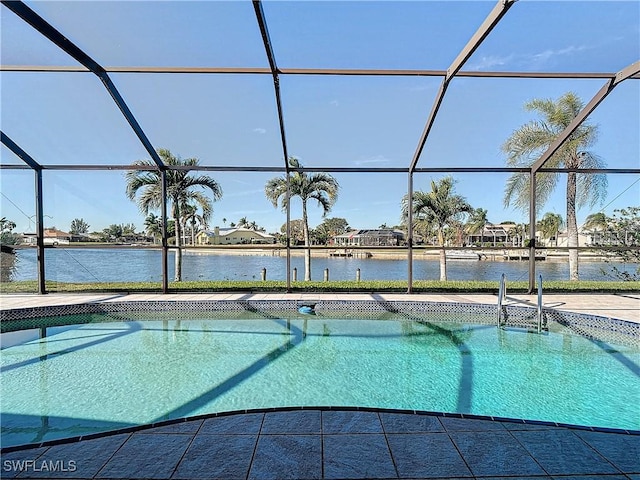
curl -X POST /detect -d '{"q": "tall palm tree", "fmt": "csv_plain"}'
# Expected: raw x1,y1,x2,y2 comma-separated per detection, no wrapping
126,149,222,281
465,208,488,245
402,176,472,281
503,92,607,280
265,157,339,281
537,212,564,247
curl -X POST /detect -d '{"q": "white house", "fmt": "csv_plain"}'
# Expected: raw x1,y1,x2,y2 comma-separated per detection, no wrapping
22,228,71,245
196,227,276,245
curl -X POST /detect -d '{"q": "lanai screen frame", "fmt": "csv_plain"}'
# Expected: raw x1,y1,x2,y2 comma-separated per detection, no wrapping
1,0,638,294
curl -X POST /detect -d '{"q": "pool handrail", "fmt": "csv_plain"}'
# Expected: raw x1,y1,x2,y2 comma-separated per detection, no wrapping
537,274,545,333
497,273,506,328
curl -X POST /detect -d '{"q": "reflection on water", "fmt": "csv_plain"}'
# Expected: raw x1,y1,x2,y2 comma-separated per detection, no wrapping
4,248,639,283
0,250,18,282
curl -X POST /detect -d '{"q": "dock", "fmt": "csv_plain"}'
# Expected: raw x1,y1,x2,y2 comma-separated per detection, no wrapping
503,250,547,261
329,249,372,258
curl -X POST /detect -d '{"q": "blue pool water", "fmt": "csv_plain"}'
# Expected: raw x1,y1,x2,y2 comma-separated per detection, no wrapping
1,313,638,447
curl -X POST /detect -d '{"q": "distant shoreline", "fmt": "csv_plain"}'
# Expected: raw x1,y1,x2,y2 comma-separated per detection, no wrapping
12,244,618,262
182,247,614,263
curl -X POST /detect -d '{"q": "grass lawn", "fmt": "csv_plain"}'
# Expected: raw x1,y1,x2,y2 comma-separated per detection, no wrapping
1,279,638,294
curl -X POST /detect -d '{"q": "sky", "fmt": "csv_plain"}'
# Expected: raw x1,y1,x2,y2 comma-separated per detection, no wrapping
1,0,639,236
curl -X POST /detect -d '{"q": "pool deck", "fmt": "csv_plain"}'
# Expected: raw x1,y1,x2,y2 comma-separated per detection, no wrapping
1,292,639,479
1,291,639,323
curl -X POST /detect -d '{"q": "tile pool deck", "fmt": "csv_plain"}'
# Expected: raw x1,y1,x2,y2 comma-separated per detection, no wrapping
1,292,639,323
1,292,639,479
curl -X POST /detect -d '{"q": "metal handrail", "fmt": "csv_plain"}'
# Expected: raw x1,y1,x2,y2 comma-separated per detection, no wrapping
497,273,506,327
537,274,544,333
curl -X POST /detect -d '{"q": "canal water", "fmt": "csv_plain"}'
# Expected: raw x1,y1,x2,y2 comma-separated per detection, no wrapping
3,248,635,283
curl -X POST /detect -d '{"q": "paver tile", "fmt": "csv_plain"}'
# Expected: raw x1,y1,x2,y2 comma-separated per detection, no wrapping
19,434,129,479
323,434,396,479
387,433,472,478
140,420,203,435
450,430,545,477
574,430,640,473
379,413,444,433
96,433,191,479
199,413,263,435
261,410,321,434
0,447,50,479
440,416,507,431
322,411,383,434
172,434,257,479
248,434,321,480
513,429,620,475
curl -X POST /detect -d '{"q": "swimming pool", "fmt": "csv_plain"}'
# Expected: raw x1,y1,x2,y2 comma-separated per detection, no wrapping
1,306,639,447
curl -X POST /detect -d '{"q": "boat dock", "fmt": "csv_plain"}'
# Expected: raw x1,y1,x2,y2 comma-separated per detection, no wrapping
503,250,547,261
329,249,372,258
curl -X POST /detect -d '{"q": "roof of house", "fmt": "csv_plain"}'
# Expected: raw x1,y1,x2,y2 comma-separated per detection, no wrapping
199,227,274,239
44,228,71,237
334,229,404,238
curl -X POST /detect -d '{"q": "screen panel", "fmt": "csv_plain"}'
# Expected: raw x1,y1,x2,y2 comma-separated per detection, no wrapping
281,74,440,169
23,1,268,68
110,73,284,168
417,77,610,168
468,0,639,73
263,1,495,70
1,72,151,165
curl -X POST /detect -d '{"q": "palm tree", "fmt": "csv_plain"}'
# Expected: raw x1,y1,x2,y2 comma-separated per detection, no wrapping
508,223,527,247
582,212,608,232
582,211,609,245
265,157,339,281
503,92,607,280
144,213,162,244
126,148,222,281
465,208,488,245
402,176,472,281
537,212,564,247
181,203,206,246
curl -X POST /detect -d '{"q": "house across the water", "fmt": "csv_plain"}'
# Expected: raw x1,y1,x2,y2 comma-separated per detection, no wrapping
22,228,72,246
332,229,405,247
196,227,276,245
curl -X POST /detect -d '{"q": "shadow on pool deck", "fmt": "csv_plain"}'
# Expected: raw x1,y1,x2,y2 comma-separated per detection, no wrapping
1,408,638,479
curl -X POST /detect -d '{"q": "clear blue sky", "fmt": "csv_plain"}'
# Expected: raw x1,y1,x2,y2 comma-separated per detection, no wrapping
1,1,639,235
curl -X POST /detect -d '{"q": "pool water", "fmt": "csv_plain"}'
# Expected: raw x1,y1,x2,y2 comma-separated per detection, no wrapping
1,313,639,447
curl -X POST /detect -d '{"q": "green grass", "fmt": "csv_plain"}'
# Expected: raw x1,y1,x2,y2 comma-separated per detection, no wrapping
1,279,638,294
